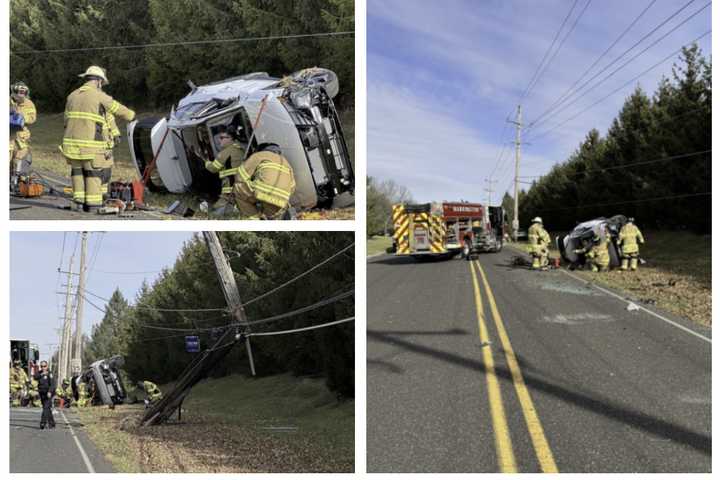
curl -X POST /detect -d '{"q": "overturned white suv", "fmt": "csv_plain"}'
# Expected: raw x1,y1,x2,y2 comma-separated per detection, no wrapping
127,68,354,210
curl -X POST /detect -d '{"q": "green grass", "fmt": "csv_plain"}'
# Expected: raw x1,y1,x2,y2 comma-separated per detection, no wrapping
367,235,392,256
510,230,711,326
78,373,353,473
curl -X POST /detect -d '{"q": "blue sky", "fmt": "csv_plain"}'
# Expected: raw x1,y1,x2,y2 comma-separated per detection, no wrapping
10,232,195,361
367,0,711,203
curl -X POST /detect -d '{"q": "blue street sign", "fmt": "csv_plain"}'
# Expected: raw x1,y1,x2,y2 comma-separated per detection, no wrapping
185,335,200,353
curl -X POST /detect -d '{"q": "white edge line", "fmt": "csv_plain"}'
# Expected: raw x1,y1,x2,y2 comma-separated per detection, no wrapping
60,409,96,473
506,244,711,344
560,268,711,344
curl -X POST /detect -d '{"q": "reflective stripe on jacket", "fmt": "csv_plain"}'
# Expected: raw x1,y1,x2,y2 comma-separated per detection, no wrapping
618,223,644,255
60,82,135,160
219,151,295,208
10,97,36,144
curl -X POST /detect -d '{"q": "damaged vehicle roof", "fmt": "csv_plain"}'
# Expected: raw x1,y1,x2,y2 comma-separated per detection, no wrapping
128,68,354,210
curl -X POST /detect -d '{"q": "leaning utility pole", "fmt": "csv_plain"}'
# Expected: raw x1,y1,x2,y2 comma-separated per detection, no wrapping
484,178,498,205
58,254,75,383
508,105,523,241
72,232,88,374
202,231,256,375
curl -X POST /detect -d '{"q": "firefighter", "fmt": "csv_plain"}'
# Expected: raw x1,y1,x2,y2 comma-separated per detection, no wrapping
528,217,550,270
618,217,645,271
56,379,74,408
34,360,56,429
100,111,121,199
208,135,296,219
137,380,163,407
575,234,610,272
205,126,245,213
76,380,90,407
10,81,37,192
10,360,28,407
29,378,42,408
60,66,135,213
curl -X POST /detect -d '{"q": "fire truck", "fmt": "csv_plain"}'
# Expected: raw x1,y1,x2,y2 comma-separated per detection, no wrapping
392,202,505,259
10,339,40,377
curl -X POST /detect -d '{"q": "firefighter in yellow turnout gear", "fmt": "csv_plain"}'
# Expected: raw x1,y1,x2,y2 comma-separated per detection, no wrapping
528,217,551,270
138,380,163,407
29,378,42,407
10,360,29,407
206,129,295,219
10,81,37,190
575,234,610,272
76,381,90,407
618,217,645,271
60,66,135,212
56,379,74,408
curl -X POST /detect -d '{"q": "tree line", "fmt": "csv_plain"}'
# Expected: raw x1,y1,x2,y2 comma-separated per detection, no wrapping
10,0,354,112
366,177,414,237
82,232,355,397
518,45,711,233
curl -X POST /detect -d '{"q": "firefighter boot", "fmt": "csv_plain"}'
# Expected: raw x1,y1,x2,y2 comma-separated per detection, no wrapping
70,165,86,210
532,255,541,269
621,257,629,270
630,256,638,271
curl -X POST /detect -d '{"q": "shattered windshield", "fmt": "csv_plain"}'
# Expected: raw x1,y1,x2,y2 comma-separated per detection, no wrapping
173,98,236,121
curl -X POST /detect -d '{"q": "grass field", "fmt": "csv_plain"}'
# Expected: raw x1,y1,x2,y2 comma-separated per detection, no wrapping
367,235,393,256
78,373,353,473
24,109,355,217
512,230,711,326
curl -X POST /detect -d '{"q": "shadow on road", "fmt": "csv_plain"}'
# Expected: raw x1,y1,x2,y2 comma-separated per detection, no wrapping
367,329,711,456
370,254,457,266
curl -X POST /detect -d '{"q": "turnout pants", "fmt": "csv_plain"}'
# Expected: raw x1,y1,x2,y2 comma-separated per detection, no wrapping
40,393,55,428
68,154,106,208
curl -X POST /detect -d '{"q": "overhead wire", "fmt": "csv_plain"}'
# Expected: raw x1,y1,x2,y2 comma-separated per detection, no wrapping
531,191,710,213
520,0,580,102
82,289,229,312
526,0,709,132
517,149,710,179
235,241,354,308
526,29,711,143
526,0,659,130
525,0,593,102
11,31,354,55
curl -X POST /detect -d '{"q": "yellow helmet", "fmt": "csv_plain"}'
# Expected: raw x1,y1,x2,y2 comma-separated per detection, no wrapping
471,220,482,228
79,65,109,85
531,217,543,224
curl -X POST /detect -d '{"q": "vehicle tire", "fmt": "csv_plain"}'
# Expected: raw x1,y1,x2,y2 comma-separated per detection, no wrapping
494,240,503,253
463,239,472,261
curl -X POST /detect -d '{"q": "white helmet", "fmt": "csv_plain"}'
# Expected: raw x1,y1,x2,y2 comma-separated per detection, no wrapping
79,65,109,85
531,217,543,224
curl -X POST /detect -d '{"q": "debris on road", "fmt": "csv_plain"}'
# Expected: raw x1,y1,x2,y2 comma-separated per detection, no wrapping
626,303,640,312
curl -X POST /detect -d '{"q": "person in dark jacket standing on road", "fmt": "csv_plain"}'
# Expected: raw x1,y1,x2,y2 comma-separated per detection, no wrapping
34,361,56,429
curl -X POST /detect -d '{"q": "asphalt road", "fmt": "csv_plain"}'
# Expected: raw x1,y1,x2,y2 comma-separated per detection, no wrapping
10,407,115,473
367,247,711,473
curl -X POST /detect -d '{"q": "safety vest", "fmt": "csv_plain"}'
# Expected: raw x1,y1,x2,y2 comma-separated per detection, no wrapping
60,81,135,160
219,151,296,209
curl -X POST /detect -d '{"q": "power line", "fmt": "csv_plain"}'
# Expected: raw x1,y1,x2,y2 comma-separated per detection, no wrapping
525,0,593,101
82,289,228,312
247,316,354,338
521,0,580,102
531,191,710,213
526,29,711,144
527,0,708,132
237,242,354,308
91,269,165,275
11,31,354,55
137,289,353,332
517,149,710,179
527,0,659,130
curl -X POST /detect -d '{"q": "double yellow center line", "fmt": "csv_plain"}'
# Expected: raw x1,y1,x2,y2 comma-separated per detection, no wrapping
469,260,558,473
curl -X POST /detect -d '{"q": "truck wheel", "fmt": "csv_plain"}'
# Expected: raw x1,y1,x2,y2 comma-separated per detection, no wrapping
463,239,472,261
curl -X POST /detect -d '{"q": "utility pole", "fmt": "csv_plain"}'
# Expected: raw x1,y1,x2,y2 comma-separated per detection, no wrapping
58,254,75,383
484,178,498,205
508,105,523,241
72,232,88,375
202,231,256,375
